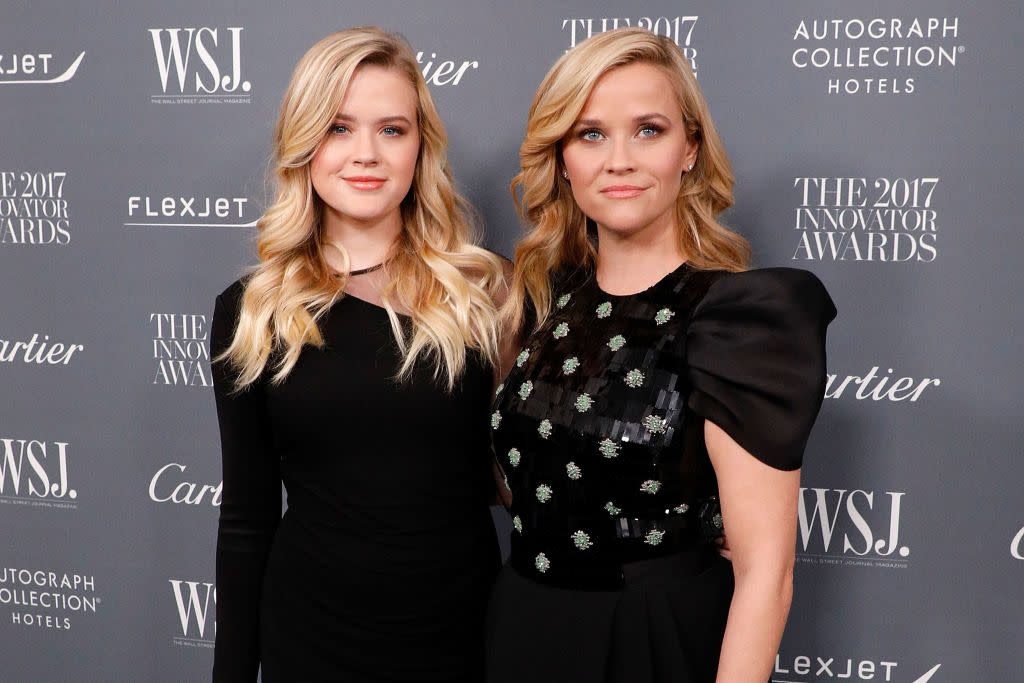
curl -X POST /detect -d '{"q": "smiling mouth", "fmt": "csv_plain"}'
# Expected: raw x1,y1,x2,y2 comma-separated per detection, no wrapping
343,177,386,190
601,185,646,199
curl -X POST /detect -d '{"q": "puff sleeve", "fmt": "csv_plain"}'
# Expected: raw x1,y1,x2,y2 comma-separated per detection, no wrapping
686,268,836,471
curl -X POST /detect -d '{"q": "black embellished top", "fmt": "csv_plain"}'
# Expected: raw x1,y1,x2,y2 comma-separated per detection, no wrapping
491,264,836,590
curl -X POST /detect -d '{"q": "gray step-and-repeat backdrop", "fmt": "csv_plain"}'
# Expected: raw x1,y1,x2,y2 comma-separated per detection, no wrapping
2,1,1021,681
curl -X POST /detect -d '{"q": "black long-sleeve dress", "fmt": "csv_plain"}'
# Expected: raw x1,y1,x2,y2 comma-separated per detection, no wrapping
485,264,836,683
211,280,499,682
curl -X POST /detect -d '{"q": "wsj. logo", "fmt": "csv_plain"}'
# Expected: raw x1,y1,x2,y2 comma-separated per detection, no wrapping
170,579,216,647
148,27,251,103
150,313,211,387
0,51,85,85
1012,526,1024,560
0,438,76,508
797,488,909,568
149,463,221,506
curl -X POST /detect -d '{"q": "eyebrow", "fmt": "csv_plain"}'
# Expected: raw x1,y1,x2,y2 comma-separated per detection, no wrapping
333,114,414,126
574,113,672,127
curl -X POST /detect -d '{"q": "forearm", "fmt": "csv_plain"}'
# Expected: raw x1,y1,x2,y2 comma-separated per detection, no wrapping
714,568,793,683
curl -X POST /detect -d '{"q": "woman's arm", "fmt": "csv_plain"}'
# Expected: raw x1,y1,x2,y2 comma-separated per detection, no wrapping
706,419,799,683
211,290,282,682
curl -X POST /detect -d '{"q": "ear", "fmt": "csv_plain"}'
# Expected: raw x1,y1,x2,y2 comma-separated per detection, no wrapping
683,139,699,172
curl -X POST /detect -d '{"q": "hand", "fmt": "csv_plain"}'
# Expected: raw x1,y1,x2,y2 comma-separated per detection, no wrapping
715,534,732,561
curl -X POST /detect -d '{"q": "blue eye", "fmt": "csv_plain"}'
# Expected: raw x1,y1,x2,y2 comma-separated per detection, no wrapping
381,126,403,137
638,124,663,138
579,129,603,142
329,124,349,135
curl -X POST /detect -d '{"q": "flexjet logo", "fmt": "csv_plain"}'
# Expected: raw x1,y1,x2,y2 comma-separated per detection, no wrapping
149,27,250,103
1011,525,1024,560
773,655,940,682
169,579,216,647
0,438,77,509
125,194,255,229
797,488,909,568
0,51,85,84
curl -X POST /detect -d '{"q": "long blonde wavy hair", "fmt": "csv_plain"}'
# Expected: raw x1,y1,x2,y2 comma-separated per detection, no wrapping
504,28,751,334
222,27,504,390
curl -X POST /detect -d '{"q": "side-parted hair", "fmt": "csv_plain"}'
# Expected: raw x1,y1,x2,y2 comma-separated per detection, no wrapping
503,27,751,334
221,27,504,390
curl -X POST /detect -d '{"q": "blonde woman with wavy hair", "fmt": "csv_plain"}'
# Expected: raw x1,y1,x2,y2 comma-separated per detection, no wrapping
487,28,836,683
211,27,508,682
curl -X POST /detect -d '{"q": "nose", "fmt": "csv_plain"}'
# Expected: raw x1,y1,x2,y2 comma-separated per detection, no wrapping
604,136,635,174
352,130,379,166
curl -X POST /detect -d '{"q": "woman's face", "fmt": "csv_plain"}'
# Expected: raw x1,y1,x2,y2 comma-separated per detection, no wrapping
561,62,697,242
310,65,420,233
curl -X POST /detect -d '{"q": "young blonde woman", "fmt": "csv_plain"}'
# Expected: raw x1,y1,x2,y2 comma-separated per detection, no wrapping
211,28,509,682
487,28,836,682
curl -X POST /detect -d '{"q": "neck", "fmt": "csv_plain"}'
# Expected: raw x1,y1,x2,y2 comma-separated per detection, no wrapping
595,217,687,296
321,208,402,272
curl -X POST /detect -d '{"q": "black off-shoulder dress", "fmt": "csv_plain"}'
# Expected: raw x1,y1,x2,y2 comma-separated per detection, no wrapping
211,280,499,682
485,263,836,683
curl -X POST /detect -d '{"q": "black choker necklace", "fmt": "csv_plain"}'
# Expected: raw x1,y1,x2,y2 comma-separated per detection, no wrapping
348,261,386,276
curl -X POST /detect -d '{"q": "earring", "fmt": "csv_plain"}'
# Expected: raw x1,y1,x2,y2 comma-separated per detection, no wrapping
562,169,569,180
687,164,693,171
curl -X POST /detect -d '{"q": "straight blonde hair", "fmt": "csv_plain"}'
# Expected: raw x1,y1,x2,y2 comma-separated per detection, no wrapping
504,28,750,334
221,27,503,390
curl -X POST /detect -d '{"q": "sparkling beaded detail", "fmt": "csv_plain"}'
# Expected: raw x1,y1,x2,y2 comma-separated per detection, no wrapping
553,322,569,339
566,462,582,480
640,479,661,495
495,382,504,396
571,530,593,550
595,301,612,318
604,501,621,515
624,369,644,388
491,411,501,429
644,529,666,546
513,515,523,533
507,448,521,467
537,419,553,439
673,503,690,514
517,381,533,400
535,484,553,502
574,393,594,412
654,308,675,325
712,512,724,530
607,334,626,351
643,414,667,434
516,349,530,367
556,293,571,309
562,356,580,374
535,553,551,573
598,438,620,459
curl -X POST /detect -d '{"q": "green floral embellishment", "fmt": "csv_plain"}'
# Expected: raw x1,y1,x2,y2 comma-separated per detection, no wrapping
624,369,644,388
644,529,666,546
535,484,553,502
713,512,724,530
571,530,593,550
607,334,626,351
556,293,571,309
495,382,504,396
491,411,501,429
508,448,521,467
640,479,661,495
535,553,551,573
574,393,593,413
516,348,530,367
537,419,553,439
604,501,621,516
518,381,533,400
553,322,569,339
595,301,612,318
643,414,667,434
673,503,690,514
598,438,621,459
513,515,523,533
566,462,582,480
654,308,675,325
504,476,510,491
562,356,580,374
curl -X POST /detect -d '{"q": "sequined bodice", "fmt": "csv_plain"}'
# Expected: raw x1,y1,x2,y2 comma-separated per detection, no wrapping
493,264,722,589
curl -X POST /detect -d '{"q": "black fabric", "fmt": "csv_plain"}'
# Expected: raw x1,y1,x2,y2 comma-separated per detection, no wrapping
211,280,499,682
487,263,833,681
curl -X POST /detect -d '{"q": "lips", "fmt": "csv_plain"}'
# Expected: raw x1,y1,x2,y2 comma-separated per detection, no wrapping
600,185,646,199
343,176,386,191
